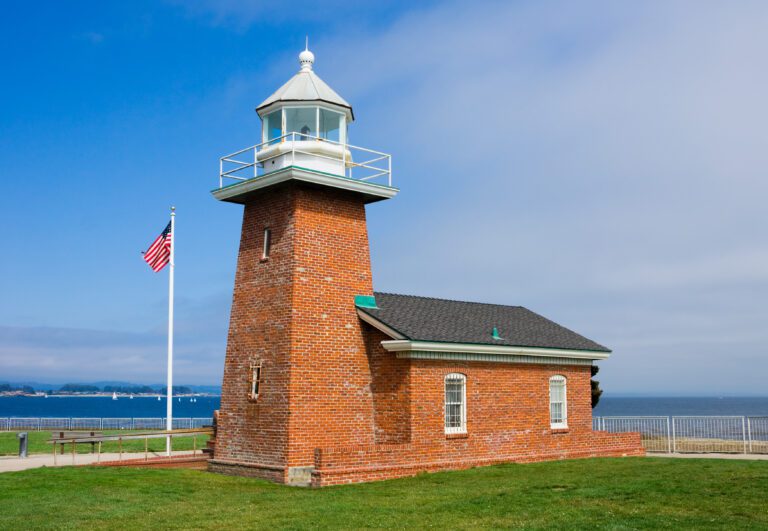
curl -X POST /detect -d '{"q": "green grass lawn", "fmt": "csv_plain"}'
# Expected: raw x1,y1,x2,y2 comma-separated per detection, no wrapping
0,458,767,529
0,431,208,456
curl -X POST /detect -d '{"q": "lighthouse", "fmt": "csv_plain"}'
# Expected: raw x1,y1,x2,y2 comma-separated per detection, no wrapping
210,47,397,485
210,48,642,488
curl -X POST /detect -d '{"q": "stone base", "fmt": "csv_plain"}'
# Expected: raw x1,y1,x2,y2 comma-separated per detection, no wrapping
208,459,286,484
208,460,316,487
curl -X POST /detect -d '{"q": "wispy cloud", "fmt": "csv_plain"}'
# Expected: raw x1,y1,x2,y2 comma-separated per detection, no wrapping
302,0,768,394
0,292,230,384
4,0,767,394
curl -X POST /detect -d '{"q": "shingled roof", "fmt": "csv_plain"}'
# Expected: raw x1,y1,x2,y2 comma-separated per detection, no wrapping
358,292,610,353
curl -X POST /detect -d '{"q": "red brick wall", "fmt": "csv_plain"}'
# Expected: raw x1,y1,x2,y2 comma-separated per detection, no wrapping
312,431,643,486
365,323,411,444
286,186,377,466
212,183,379,476
213,187,297,479
309,328,644,486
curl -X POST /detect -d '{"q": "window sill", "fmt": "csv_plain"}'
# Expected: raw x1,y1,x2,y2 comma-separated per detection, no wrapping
445,432,468,439
550,426,569,434
259,257,269,263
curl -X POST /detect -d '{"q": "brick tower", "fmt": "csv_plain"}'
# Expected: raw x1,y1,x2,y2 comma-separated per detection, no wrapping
209,47,397,485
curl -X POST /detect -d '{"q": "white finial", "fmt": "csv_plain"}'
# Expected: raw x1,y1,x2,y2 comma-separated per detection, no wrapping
299,38,314,71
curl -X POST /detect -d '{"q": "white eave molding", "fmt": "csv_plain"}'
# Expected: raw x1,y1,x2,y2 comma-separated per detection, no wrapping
212,166,398,204
380,340,611,361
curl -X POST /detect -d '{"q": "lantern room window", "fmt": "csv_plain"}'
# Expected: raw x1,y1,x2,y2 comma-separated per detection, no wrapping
263,110,282,143
285,107,316,139
262,106,346,144
319,108,342,142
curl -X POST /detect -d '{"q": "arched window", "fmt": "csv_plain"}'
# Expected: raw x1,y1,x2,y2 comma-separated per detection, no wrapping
445,373,467,434
549,375,567,428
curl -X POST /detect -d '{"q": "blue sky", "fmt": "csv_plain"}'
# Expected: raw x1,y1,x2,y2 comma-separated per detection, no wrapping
1,1,767,395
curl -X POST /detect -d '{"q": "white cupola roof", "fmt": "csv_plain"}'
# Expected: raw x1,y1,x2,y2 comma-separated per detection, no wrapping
256,46,354,121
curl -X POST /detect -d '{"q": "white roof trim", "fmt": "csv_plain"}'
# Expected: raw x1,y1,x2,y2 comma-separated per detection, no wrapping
256,70,353,121
380,340,611,360
356,309,406,340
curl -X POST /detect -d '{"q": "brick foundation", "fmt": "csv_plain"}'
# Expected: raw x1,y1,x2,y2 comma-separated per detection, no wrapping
312,432,644,486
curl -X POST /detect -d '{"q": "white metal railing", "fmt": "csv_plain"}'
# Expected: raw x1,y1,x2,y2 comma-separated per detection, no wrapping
101,418,133,430
0,417,213,431
39,418,71,430
748,417,768,453
594,416,768,454
132,418,166,430
219,132,392,189
599,416,671,453
672,416,747,453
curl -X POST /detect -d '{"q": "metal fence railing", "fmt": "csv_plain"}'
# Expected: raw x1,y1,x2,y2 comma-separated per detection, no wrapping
594,416,768,454
219,132,393,189
3,415,765,455
0,417,213,431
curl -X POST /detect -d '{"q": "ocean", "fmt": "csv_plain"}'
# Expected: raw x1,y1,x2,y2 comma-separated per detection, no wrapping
0,396,220,418
1,395,767,419
593,396,768,417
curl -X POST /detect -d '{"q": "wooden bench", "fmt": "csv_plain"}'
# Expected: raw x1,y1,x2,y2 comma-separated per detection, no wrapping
49,431,103,454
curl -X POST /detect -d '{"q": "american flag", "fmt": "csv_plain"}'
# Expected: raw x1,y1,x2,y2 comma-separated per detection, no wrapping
143,221,172,272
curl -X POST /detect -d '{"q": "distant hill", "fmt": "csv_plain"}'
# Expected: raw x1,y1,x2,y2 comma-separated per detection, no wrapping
1,381,221,395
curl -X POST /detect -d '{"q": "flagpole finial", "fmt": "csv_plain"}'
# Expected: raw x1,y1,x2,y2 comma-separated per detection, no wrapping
171,206,176,214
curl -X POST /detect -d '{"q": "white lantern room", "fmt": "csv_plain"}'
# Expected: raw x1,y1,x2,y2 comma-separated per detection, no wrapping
255,48,353,176
214,47,396,205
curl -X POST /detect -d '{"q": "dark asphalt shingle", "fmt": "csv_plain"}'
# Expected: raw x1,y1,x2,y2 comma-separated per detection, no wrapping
359,292,610,353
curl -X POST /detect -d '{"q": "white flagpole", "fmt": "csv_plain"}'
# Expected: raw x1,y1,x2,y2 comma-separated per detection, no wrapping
166,206,175,456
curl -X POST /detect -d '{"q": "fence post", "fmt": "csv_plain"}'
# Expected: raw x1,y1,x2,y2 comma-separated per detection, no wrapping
37,418,41,431
742,416,747,454
666,417,672,453
100,418,103,430
671,417,677,453
747,417,752,454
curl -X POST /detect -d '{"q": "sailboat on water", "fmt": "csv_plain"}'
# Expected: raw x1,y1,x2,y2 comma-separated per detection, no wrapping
112,392,118,400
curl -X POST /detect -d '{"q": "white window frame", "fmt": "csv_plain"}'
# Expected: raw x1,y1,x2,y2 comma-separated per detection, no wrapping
261,109,283,144
444,373,467,434
549,375,567,429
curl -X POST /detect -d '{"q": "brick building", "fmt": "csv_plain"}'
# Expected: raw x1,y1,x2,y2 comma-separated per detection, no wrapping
208,48,643,486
